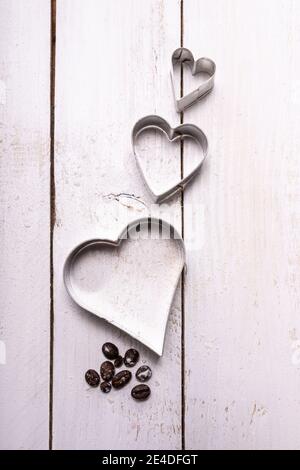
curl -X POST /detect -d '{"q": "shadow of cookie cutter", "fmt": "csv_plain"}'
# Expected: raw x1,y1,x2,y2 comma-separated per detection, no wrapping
170,47,216,113
132,115,208,203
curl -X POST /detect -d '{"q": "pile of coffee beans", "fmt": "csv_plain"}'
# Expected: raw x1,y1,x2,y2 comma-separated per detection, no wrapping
85,342,152,400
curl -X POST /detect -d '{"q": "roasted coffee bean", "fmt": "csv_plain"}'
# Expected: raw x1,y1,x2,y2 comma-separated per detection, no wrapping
114,356,123,368
100,381,111,393
136,365,152,382
131,384,151,400
85,369,100,387
124,348,139,367
102,342,119,360
112,370,132,389
100,361,115,381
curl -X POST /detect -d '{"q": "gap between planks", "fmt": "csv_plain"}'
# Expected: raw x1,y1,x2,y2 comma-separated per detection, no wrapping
180,0,185,452
49,0,56,451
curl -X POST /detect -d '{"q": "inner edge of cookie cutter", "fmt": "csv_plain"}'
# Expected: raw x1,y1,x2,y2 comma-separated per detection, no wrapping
170,47,216,113
63,217,186,356
132,115,208,204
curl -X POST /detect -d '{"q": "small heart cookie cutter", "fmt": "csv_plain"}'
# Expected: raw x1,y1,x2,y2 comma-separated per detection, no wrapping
132,115,208,203
170,47,216,113
63,217,186,356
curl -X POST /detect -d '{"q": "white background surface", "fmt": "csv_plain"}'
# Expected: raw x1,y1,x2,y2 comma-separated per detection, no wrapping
1,0,300,450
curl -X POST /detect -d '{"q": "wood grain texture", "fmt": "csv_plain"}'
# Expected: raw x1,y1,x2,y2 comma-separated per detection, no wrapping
0,0,50,449
183,0,300,450
53,0,182,449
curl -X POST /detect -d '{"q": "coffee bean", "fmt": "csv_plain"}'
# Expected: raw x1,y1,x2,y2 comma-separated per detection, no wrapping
131,384,151,400
100,361,115,381
102,342,119,360
85,369,100,387
136,365,152,382
100,381,111,393
124,348,139,367
114,356,123,368
112,370,132,389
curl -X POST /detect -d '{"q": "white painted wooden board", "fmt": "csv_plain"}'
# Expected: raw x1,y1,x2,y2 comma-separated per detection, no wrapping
0,0,50,450
184,0,300,450
53,0,183,450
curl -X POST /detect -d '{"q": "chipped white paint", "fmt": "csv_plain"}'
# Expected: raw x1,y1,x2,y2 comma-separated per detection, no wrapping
0,0,50,450
184,0,300,451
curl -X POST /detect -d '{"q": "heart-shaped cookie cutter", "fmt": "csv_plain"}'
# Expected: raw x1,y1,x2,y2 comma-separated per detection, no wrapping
63,217,186,356
132,115,208,203
170,47,216,113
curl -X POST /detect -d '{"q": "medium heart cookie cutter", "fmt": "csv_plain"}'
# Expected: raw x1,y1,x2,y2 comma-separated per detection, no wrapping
132,115,208,203
63,217,186,356
170,47,216,113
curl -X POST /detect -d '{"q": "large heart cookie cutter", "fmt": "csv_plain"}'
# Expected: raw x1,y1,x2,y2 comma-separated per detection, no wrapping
170,47,216,113
63,217,186,356
132,115,208,203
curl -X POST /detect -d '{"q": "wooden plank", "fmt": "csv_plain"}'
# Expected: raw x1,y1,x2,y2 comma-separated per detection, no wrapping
0,0,50,450
184,0,300,450
53,0,182,449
